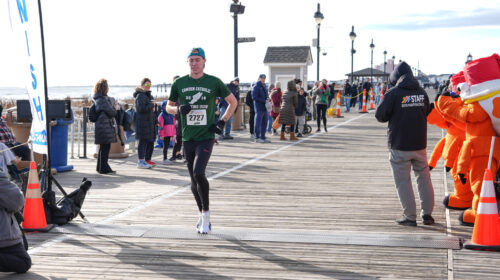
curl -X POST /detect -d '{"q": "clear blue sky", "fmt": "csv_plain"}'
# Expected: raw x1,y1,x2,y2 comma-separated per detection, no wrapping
1,0,499,87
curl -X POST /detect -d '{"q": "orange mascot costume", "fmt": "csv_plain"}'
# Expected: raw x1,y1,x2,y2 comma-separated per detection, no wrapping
437,54,500,226
428,72,473,210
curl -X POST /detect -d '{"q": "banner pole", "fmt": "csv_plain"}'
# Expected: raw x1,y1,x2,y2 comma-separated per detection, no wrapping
37,0,52,192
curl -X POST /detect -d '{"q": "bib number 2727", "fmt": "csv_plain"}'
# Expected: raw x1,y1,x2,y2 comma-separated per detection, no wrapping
187,110,207,126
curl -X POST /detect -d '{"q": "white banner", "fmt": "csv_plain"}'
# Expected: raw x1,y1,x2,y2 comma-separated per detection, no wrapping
8,0,48,154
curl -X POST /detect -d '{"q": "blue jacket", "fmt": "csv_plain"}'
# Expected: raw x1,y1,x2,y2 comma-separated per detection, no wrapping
252,81,268,112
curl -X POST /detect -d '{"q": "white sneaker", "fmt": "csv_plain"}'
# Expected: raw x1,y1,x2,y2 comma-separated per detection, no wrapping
162,159,172,165
198,211,211,234
250,133,255,139
196,212,202,232
263,139,271,143
137,161,151,169
256,138,265,143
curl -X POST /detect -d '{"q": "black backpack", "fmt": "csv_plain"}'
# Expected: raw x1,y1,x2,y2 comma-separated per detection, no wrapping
88,104,98,122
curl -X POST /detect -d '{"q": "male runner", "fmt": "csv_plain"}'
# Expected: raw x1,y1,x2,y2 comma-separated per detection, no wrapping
166,47,237,234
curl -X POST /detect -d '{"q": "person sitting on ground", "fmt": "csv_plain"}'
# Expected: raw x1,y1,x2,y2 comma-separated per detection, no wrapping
0,142,31,273
0,106,31,161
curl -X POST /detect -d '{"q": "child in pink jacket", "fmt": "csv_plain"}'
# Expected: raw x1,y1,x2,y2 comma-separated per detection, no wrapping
158,100,176,164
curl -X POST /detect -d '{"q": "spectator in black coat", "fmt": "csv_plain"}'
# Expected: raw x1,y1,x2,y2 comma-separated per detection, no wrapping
344,80,352,112
93,79,118,174
295,88,308,137
134,78,156,169
375,61,434,226
245,83,255,138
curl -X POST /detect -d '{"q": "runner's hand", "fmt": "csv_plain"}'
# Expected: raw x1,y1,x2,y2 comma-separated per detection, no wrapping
209,120,225,134
179,104,192,115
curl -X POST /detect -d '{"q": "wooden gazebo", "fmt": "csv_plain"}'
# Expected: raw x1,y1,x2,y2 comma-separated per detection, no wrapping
346,68,389,82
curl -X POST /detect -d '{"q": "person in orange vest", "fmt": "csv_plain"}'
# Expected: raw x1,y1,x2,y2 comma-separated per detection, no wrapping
437,54,500,226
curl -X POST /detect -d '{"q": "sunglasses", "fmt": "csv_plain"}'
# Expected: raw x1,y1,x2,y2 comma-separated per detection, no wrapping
143,82,151,87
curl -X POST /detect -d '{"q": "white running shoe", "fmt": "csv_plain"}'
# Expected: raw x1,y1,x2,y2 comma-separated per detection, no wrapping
198,211,211,234
263,139,271,143
161,159,173,165
256,138,265,143
196,212,202,232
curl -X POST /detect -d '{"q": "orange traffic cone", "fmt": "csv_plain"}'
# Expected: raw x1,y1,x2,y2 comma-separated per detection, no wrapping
336,92,344,118
369,88,375,110
22,161,53,232
380,88,384,102
464,169,500,251
359,89,367,113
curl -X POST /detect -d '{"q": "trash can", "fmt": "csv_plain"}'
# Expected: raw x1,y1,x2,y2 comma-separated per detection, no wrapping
50,112,74,172
231,97,245,131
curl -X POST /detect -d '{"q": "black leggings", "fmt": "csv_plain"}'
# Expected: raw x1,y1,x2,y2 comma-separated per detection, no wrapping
249,111,255,134
162,137,171,160
96,143,112,173
172,128,183,158
184,139,214,212
316,104,327,129
0,242,31,273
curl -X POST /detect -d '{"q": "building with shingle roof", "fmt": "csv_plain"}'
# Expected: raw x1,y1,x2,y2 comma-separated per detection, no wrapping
263,46,312,87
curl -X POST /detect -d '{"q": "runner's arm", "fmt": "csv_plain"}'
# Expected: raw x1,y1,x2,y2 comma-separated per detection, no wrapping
166,101,178,114
220,94,237,122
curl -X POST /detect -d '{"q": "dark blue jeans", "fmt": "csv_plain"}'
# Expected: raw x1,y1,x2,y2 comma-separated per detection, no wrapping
254,110,268,140
0,242,31,273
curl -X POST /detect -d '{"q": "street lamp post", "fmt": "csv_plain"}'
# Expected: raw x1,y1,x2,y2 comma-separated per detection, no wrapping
349,26,356,84
466,53,473,64
383,50,387,82
369,39,375,83
314,3,324,81
230,1,245,78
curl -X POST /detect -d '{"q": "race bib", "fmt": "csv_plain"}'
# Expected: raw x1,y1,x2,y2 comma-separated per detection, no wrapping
186,109,207,126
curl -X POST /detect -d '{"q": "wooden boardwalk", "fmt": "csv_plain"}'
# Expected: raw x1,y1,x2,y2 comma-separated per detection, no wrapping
3,94,500,279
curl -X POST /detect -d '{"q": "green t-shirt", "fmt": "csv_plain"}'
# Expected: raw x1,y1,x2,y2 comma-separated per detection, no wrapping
169,74,231,142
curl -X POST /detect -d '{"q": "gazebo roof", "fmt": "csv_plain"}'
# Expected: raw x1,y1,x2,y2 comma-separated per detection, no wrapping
346,68,389,77
264,46,312,64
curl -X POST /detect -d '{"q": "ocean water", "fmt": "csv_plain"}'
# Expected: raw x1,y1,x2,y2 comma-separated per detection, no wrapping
0,85,171,101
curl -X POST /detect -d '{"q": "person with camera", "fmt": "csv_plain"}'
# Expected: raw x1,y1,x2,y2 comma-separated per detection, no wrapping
0,143,31,273
166,47,237,234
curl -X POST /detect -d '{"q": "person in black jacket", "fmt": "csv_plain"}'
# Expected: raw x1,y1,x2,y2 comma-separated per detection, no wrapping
93,79,118,174
134,78,157,169
375,61,434,227
295,88,308,137
343,80,352,112
245,83,255,138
